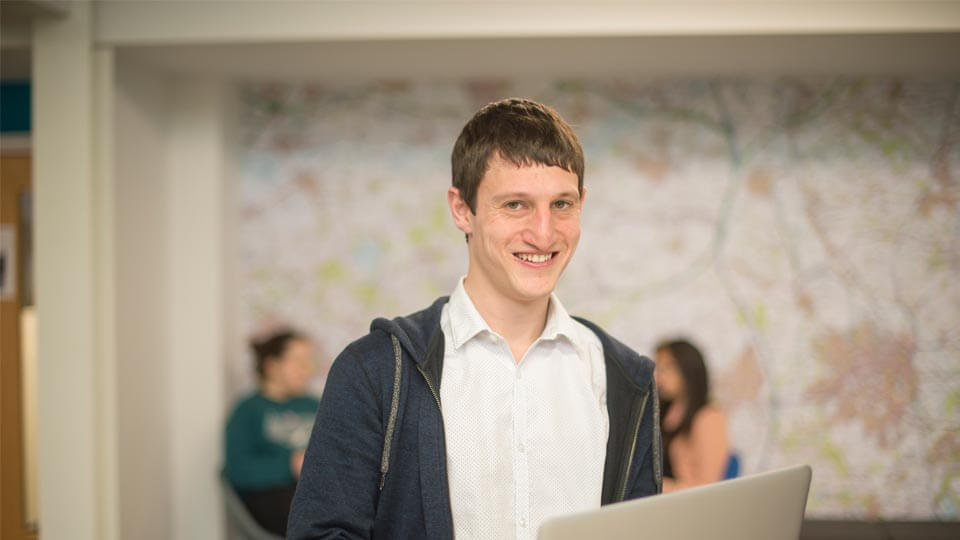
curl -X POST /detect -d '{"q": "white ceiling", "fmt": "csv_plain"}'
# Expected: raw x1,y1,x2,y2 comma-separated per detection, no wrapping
95,1,960,45
5,1,959,82
118,33,960,84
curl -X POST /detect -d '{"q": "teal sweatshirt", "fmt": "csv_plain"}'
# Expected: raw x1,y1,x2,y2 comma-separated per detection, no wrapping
224,392,320,492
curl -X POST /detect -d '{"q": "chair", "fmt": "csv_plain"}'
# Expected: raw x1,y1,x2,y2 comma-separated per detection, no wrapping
220,471,284,540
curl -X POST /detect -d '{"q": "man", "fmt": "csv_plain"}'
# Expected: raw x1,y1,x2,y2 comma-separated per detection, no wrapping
288,98,661,539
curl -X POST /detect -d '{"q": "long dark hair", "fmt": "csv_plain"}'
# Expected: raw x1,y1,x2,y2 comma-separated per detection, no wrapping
250,329,304,381
656,339,710,437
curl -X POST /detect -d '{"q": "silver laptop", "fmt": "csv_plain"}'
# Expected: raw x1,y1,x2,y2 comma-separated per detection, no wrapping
539,464,812,540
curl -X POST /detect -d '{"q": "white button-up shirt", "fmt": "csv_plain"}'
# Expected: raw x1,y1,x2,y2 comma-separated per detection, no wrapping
439,278,609,540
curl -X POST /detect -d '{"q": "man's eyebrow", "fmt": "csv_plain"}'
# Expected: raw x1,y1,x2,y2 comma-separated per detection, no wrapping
490,192,530,203
554,191,581,200
490,191,581,203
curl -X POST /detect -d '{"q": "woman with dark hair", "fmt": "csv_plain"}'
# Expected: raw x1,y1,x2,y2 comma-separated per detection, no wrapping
655,338,729,493
224,329,320,536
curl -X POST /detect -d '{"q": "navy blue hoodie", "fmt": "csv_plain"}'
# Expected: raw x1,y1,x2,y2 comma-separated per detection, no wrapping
288,297,661,539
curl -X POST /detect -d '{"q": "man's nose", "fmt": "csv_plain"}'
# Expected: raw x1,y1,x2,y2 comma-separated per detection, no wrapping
523,206,555,248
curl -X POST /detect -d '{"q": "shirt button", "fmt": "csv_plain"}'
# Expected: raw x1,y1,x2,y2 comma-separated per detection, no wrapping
518,442,526,453
519,518,527,528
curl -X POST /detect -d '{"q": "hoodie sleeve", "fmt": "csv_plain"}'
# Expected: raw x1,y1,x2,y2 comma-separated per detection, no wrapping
287,339,385,540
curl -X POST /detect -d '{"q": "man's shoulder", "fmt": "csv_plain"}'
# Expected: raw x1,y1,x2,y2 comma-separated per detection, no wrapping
336,327,397,367
331,296,449,370
568,316,604,350
571,316,655,388
368,296,449,359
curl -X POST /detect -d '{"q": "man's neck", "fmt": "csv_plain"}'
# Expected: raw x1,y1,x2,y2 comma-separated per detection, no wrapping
462,276,551,363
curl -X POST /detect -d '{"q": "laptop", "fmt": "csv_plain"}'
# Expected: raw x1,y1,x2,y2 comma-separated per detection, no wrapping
539,464,812,540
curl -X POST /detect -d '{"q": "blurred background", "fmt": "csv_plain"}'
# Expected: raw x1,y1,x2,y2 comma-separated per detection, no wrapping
1,1,958,539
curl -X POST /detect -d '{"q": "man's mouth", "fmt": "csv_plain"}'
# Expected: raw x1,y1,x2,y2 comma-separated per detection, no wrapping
514,252,557,264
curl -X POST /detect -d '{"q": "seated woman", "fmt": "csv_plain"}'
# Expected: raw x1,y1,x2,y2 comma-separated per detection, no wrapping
224,329,320,536
655,339,730,493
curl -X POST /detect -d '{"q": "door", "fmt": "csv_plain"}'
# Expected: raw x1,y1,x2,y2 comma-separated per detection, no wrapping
1,153,38,540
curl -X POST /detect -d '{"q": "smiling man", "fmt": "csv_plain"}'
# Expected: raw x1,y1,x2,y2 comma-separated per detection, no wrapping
288,98,661,540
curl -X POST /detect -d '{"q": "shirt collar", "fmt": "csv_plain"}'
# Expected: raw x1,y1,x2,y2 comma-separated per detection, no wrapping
447,277,584,351
447,277,489,349
540,292,581,346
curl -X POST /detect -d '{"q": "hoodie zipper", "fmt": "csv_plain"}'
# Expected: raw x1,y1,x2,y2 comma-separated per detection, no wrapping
618,392,649,502
416,364,442,410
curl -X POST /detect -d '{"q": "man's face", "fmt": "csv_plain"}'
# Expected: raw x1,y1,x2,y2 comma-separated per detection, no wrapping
449,154,584,306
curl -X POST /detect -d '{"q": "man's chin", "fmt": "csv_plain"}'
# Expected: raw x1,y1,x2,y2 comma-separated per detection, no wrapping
509,278,560,303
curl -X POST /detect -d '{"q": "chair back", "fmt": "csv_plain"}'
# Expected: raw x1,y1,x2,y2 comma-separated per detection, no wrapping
220,472,284,540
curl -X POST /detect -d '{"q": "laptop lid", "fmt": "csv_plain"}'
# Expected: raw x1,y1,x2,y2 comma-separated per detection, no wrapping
539,464,812,540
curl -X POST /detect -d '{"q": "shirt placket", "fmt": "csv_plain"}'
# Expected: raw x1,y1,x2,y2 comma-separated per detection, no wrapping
513,355,530,540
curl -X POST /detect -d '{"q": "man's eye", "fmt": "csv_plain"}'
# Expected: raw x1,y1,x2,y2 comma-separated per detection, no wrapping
505,201,524,210
553,200,573,209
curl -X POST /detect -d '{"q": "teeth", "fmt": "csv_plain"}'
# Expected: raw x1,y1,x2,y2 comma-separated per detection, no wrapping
517,253,552,263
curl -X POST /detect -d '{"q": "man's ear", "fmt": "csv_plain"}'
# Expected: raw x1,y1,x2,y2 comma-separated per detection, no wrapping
448,187,473,236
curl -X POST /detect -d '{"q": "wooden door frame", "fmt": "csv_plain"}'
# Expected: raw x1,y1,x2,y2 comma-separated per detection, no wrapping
1,152,37,540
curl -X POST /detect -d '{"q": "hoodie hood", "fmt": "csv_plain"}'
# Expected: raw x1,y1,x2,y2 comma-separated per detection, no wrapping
370,296,449,364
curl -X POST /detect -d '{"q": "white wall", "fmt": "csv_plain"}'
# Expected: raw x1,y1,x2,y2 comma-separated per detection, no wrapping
165,77,229,540
114,57,173,540
113,64,232,540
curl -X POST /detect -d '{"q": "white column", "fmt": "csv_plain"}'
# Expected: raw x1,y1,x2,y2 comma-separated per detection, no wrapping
93,46,121,540
33,2,100,539
167,78,228,540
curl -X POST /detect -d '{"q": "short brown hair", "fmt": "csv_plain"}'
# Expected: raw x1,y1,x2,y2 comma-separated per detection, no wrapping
451,98,585,213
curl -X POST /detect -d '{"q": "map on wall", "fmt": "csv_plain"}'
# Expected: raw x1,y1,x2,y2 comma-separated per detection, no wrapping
233,78,960,520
